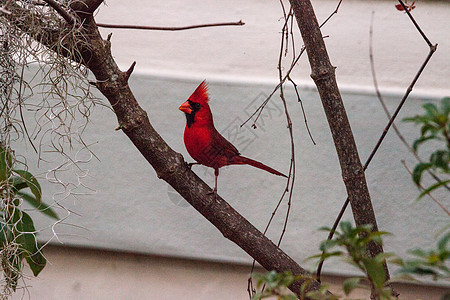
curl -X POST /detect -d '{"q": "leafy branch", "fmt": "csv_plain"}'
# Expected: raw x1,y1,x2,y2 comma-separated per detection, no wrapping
0,144,58,294
403,97,450,198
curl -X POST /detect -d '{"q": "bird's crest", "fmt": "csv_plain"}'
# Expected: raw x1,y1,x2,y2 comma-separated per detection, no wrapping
190,81,209,104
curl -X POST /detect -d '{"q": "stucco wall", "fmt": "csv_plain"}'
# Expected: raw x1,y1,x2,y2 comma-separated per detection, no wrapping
13,0,449,298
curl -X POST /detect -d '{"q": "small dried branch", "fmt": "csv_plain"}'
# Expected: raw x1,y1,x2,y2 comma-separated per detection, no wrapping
124,61,136,81
397,0,432,47
96,20,245,31
275,1,296,251
288,75,316,145
17,62,38,153
319,0,342,27
248,6,298,296
241,0,342,129
368,12,448,191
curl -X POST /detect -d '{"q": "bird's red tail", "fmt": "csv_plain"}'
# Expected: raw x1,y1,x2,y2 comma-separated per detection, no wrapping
231,156,287,178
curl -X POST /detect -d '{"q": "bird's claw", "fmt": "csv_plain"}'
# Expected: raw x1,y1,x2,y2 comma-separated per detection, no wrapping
207,188,218,199
185,162,199,170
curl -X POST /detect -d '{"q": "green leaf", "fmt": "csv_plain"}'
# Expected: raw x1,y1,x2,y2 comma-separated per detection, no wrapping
429,150,449,171
363,258,386,288
403,115,430,124
5,253,22,291
364,231,391,245
374,252,396,263
342,277,362,295
412,163,432,185
437,232,449,252
12,169,41,204
418,179,450,199
25,247,47,277
412,136,435,152
307,250,344,262
17,192,58,220
402,265,440,277
441,97,450,115
318,226,333,232
12,210,46,277
420,123,439,138
423,103,439,119
340,221,353,235
10,175,28,194
0,145,13,182
389,256,405,267
408,248,429,258
319,239,339,252
0,221,11,246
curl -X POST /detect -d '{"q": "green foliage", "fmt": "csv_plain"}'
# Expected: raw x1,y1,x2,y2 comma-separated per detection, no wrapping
309,222,393,299
403,97,450,197
251,270,299,300
251,100,450,299
0,144,58,291
394,231,449,281
251,270,335,300
252,224,449,299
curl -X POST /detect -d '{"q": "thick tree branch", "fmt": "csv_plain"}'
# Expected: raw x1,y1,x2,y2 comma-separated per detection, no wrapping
288,0,392,296
2,1,328,298
69,0,104,16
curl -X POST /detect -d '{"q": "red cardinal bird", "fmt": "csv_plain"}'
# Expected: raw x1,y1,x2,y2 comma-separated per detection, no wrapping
179,81,287,195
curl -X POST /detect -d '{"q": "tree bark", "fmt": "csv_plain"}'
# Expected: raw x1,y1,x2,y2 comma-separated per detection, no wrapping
2,1,329,298
288,0,391,294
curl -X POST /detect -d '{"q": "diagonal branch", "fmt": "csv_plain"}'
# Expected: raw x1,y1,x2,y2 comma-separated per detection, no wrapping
288,0,392,296
1,1,328,298
316,1,438,284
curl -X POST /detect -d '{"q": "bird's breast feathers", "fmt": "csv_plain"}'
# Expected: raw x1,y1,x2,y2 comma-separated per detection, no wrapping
184,126,234,168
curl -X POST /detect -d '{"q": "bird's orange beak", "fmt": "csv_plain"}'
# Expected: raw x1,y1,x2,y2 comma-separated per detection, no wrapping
179,101,192,114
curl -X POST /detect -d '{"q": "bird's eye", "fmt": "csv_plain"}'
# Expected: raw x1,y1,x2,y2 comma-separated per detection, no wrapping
188,100,201,112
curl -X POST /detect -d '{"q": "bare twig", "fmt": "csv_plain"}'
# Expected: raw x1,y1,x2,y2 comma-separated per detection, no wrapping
96,20,245,31
288,75,316,145
124,61,136,81
368,12,448,192
319,0,343,27
18,62,38,153
401,160,450,216
248,6,297,297
397,0,432,48
275,3,296,252
241,0,342,129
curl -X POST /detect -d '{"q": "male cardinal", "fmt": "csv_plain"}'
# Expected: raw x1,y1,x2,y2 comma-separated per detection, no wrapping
179,81,287,195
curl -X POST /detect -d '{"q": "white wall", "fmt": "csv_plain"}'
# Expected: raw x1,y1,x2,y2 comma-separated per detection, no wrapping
96,0,450,96
16,0,449,297
13,246,449,300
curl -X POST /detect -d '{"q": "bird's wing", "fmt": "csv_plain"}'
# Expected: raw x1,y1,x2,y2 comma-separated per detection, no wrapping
210,128,240,158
